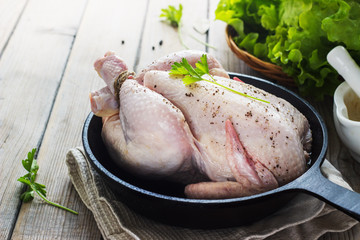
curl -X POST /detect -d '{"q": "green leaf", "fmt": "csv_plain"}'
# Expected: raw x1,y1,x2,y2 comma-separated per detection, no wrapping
170,56,206,85
182,76,199,86
170,62,190,75
238,32,259,53
194,54,209,76
215,0,360,99
17,176,31,186
322,1,360,50
33,182,47,197
228,19,245,39
30,172,36,183
259,4,278,31
160,4,183,28
31,160,39,174
21,159,31,173
288,49,302,63
180,58,202,79
169,55,269,103
253,43,267,59
17,148,78,214
21,148,36,172
20,190,34,202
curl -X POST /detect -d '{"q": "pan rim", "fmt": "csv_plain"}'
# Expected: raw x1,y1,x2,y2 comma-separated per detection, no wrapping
82,72,328,205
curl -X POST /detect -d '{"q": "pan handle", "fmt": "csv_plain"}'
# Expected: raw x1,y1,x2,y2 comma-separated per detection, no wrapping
294,167,360,222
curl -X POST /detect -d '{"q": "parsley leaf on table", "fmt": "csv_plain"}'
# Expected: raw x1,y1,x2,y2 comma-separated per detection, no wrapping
160,4,216,50
159,4,182,28
160,4,189,49
17,148,78,215
170,54,269,103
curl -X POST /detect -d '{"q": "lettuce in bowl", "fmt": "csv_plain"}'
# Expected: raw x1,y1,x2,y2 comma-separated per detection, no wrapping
215,0,360,99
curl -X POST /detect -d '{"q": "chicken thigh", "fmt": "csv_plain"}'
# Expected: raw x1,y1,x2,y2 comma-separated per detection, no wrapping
90,50,312,199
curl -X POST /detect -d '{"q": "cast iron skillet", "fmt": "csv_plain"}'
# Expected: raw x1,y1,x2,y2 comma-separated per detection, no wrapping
82,73,360,228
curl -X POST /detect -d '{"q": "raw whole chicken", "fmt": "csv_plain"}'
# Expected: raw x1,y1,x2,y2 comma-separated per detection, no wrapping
90,50,312,199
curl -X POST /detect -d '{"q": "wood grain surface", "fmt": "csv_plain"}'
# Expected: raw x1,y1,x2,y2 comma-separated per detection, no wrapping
1,0,359,239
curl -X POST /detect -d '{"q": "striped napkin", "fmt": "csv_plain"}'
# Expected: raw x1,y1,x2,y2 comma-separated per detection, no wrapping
66,147,359,240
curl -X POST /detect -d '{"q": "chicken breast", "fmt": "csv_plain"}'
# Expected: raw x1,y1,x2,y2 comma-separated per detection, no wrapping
90,50,312,199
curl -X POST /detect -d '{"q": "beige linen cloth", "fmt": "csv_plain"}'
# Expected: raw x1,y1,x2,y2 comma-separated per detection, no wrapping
66,147,359,240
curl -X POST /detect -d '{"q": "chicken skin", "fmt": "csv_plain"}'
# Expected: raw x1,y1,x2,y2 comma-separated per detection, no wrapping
90,50,312,199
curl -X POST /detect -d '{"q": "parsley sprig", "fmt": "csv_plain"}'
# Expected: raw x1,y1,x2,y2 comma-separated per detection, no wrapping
160,4,182,28
17,148,78,215
160,4,216,50
169,55,269,103
160,4,189,49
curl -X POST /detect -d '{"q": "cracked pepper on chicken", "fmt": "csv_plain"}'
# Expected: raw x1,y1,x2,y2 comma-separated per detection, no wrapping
90,50,312,199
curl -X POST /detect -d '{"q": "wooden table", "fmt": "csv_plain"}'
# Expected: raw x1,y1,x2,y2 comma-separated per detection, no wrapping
1,0,359,239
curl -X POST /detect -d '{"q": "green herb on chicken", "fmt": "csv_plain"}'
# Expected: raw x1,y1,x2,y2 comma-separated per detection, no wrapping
170,54,269,103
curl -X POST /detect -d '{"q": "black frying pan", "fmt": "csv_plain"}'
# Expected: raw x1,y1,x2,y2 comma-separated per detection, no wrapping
82,73,360,228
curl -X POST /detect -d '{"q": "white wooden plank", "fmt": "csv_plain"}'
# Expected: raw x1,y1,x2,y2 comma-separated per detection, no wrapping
135,0,208,72
10,0,148,238
0,0,88,238
0,0,27,55
208,0,260,76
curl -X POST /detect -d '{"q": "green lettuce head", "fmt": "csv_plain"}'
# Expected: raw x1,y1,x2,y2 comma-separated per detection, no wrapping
216,0,360,99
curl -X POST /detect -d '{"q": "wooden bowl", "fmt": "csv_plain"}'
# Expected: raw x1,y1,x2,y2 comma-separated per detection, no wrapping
225,25,295,87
